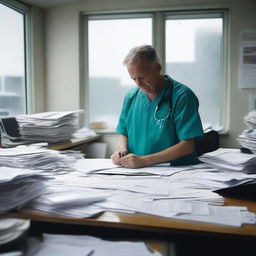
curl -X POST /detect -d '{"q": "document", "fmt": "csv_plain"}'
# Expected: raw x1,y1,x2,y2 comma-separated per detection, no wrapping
16,110,83,143
25,233,161,256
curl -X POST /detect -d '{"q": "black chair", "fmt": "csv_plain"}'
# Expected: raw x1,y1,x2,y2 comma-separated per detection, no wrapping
195,130,219,156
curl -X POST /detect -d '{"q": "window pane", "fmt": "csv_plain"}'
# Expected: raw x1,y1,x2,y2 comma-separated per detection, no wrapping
165,17,223,127
88,17,152,129
0,3,26,116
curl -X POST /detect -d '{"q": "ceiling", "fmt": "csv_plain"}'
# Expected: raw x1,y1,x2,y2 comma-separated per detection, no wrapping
19,0,81,9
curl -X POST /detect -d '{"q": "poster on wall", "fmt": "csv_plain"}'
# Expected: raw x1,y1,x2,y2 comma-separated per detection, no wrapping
239,30,256,89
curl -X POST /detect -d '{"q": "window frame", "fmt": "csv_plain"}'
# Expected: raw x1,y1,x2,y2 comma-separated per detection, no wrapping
0,0,31,115
82,9,228,133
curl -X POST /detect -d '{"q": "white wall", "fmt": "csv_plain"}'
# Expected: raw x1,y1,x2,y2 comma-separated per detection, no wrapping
42,0,256,156
30,7,46,113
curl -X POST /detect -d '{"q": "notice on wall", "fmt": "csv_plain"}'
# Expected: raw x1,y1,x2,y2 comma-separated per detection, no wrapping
239,30,256,89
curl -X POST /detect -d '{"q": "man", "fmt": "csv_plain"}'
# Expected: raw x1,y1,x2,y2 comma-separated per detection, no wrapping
111,45,203,168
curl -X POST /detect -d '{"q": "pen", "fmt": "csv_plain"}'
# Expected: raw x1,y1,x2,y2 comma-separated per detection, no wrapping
119,150,129,158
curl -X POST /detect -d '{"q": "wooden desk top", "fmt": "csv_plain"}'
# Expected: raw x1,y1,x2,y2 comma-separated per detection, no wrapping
47,135,101,150
8,197,256,238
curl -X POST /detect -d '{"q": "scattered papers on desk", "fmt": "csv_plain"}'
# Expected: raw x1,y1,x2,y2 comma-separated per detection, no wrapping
22,158,256,227
16,110,82,143
0,217,30,245
199,148,256,173
25,233,161,256
0,146,255,227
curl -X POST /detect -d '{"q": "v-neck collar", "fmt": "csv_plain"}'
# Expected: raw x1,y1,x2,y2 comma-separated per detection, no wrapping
140,76,171,108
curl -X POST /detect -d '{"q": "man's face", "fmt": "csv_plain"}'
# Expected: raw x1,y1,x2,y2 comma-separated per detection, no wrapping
127,58,162,95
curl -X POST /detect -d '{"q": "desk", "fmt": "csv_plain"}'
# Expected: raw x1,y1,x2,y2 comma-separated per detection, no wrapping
9,197,256,238
47,135,101,150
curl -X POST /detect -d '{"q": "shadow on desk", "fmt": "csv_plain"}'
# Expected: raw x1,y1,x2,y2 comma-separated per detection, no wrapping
27,220,256,256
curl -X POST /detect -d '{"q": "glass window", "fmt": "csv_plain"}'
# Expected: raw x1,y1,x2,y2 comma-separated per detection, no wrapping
84,11,225,131
165,15,223,127
0,2,27,116
87,15,152,130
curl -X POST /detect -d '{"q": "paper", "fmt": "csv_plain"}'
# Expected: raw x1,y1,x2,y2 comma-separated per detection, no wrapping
239,30,256,88
25,233,161,256
16,110,83,143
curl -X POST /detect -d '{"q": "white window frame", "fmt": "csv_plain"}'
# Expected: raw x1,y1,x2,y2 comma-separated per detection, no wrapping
0,0,31,115
82,9,228,133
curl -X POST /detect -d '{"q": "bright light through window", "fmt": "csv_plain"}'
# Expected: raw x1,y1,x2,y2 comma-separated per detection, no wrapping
88,17,152,129
166,19,222,63
0,3,26,116
165,17,223,126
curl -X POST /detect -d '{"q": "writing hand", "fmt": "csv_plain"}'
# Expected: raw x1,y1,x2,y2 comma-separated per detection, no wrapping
119,153,146,168
111,151,122,165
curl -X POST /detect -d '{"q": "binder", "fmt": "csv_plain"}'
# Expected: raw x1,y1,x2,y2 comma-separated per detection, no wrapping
214,181,256,199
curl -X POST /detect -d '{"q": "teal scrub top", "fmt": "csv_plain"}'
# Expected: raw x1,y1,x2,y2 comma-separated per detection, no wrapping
116,75,204,165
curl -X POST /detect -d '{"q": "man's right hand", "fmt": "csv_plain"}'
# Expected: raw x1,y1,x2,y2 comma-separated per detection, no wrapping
111,151,122,165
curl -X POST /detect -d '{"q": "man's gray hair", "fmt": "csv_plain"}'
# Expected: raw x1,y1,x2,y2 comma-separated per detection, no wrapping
123,45,160,66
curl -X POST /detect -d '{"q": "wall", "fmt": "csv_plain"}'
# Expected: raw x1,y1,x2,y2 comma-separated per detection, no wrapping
43,0,256,157
30,6,46,113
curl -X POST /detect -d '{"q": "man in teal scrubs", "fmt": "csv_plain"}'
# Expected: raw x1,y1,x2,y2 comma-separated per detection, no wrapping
111,45,203,168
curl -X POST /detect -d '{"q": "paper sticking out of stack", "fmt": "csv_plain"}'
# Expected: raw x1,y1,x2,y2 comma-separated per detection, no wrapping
0,145,84,174
0,217,30,246
238,129,256,153
238,110,256,153
199,148,256,174
0,166,50,213
243,110,256,129
16,110,82,143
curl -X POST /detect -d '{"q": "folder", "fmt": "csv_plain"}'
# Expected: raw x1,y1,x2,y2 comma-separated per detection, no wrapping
214,181,256,199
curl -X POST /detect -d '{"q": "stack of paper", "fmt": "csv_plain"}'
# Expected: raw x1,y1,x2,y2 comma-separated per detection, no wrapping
238,129,256,153
0,166,50,213
244,110,256,128
0,217,30,246
27,186,107,218
25,233,161,256
16,110,82,143
238,110,256,153
199,148,256,173
0,145,84,174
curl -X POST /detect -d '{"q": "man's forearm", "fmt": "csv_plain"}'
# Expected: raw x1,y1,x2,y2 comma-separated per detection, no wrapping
118,135,128,152
142,139,195,166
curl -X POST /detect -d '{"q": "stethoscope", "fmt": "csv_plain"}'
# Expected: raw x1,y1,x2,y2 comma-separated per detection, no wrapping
153,81,173,128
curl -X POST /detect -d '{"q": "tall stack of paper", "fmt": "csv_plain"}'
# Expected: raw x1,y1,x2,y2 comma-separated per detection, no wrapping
238,110,256,153
16,110,82,143
199,148,256,173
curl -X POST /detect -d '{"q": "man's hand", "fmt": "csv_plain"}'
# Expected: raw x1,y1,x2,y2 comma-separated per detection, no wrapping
119,154,146,168
111,151,122,165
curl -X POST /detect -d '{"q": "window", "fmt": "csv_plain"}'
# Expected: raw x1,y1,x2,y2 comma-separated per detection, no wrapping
165,14,223,128
0,1,29,116
85,14,152,130
83,10,225,131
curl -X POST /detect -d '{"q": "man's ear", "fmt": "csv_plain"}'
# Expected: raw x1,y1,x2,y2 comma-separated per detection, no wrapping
155,62,162,72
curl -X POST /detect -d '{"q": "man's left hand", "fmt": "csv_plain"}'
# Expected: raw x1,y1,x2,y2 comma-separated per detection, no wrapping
119,154,146,168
